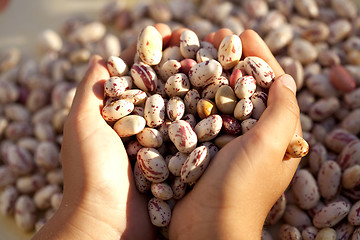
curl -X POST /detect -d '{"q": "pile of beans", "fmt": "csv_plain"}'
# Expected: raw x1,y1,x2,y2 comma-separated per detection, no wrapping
102,25,309,229
0,0,360,239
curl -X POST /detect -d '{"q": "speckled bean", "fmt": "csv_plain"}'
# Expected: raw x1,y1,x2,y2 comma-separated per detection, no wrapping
168,120,197,153
251,91,268,119
33,184,61,210
136,128,163,148
16,174,46,194
159,59,181,81
265,24,294,53
144,94,165,128
14,195,36,232
286,134,309,158
305,74,338,98
171,177,187,200
313,201,350,228
201,76,229,100
168,152,188,177
5,145,34,176
188,59,222,88
34,141,60,170
234,75,257,99
200,142,219,159
194,115,222,142
0,186,18,216
137,26,162,65
148,197,171,227
180,30,200,59
283,204,312,231
301,226,318,240
137,148,169,183
324,128,358,154
134,161,151,193
234,98,254,121
181,146,210,183
309,143,327,175
167,97,185,121
288,39,318,65
107,56,128,77
338,140,360,170
278,224,302,240
244,57,275,88
113,115,146,137
308,97,340,122
165,73,191,98
266,193,287,225
318,160,341,200
131,62,158,92
151,182,173,201
292,169,320,210
217,34,242,70
0,166,16,188
241,118,257,134
335,221,355,240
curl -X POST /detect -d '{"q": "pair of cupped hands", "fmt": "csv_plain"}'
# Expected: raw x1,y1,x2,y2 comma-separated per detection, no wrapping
33,24,302,240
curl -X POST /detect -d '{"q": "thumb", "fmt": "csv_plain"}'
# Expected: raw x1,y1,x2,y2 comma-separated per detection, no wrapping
69,55,110,120
251,74,300,160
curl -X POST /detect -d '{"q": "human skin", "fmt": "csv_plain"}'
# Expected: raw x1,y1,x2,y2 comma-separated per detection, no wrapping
32,24,301,240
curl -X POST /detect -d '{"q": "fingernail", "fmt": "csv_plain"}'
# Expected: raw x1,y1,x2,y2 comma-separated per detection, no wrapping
279,74,297,94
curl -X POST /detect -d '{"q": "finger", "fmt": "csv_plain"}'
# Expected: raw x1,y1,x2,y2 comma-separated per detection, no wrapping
240,29,285,77
251,74,300,161
213,28,233,49
121,24,173,66
69,55,109,119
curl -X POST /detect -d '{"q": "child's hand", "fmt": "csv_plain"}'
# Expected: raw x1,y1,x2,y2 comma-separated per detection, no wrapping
169,30,301,240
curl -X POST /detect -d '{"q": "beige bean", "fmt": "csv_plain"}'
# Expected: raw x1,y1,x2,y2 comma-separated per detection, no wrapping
342,165,360,190
15,195,36,232
292,169,320,210
148,197,171,227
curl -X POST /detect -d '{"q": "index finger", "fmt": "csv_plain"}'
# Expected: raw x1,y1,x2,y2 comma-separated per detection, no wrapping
240,29,285,77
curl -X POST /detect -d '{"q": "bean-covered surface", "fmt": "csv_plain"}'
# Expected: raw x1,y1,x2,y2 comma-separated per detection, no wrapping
1,0,360,239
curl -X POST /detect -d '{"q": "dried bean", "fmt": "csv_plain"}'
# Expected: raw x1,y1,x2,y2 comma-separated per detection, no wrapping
14,195,36,232
137,148,169,183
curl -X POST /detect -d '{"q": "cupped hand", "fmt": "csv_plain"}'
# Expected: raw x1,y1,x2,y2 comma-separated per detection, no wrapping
34,55,156,240
169,30,302,240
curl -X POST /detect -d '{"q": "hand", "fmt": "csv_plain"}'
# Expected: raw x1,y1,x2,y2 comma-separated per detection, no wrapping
168,30,301,239
33,55,156,240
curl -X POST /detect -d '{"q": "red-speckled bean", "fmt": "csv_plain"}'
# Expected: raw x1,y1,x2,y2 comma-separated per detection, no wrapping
16,174,46,194
151,182,173,201
137,148,169,183
119,89,147,106
148,197,171,227
266,193,287,225
131,62,158,92
144,94,165,128
167,97,185,121
168,120,198,153
201,76,229,100
104,76,132,98
180,30,200,59
171,177,187,200
165,73,190,98
107,56,128,77
292,169,320,210
286,134,309,158
317,160,341,200
188,59,222,88
0,185,18,216
301,226,318,240
313,201,350,228
234,75,257,99
181,146,210,183
335,221,355,240
136,128,163,148
134,161,151,193
168,152,188,177
251,91,268,119
5,145,34,176
278,224,302,240
184,89,200,115
194,115,222,142
137,26,162,65
348,200,360,225
308,97,340,122
241,118,257,134
159,60,181,81
15,195,36,232
338,140,360,170
234,98,253,121
244,56,275,88
283,204,312,231
218,34,242,70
